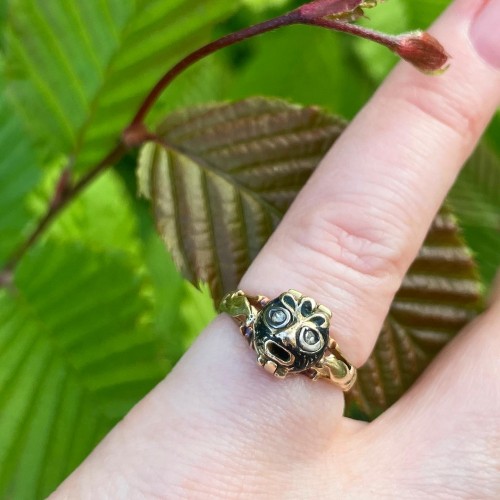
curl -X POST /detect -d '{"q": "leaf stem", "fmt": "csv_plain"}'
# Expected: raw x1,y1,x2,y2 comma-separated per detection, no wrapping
300,16,398,48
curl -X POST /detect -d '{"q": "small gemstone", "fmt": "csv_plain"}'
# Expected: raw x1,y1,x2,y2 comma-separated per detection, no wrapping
304,330,319,345
270,309,287,324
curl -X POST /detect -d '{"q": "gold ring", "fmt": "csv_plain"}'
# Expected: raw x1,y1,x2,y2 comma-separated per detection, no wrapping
219,289,357,391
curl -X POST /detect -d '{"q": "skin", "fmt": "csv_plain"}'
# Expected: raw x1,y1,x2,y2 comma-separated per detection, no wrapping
52,0,500,498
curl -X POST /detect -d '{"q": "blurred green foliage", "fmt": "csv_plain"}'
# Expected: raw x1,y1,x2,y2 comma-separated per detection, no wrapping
0,0,498,497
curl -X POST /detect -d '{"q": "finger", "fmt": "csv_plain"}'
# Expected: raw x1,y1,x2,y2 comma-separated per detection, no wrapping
241,0,500,368
52,315,364,499
367,280,500,497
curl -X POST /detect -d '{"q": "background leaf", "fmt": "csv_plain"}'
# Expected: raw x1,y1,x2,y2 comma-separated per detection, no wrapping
353,0,408,82
241,0,289,12
346,208,482,419
139,98,483,420
404,0,451,27
226,26,373,119
449,143,500,287
0,86,40,265
4,0,238,172
0,241,167,498
0,1,7,46
29,167,142,256
0,162,217,496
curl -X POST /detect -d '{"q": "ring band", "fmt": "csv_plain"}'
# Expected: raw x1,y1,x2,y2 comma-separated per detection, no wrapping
219,289,357,391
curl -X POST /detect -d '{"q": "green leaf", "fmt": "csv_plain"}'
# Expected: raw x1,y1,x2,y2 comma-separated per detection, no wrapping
0,241,168,498
29,168,142,257
29,160,212,364
0,90,40,265
137,97,346,301
449,143,500,288
346,208,482,420
242,0,290,12
485,112,500,158
353,0,408,83
0,163,185,496
0,0,7,40
139,98,483,421
227,26,374,119
403,0,451,28
150,57,232,126
5,0,237,172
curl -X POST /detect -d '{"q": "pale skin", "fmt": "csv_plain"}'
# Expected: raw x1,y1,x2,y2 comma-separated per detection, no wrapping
52,1,500,498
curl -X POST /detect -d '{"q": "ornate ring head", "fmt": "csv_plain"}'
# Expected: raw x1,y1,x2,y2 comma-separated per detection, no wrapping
253,291,331,378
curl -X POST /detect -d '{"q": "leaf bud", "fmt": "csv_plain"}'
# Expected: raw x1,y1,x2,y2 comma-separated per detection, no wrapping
392,31,449,73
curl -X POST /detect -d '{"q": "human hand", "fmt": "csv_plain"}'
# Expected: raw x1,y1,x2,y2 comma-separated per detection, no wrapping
52,1,500,498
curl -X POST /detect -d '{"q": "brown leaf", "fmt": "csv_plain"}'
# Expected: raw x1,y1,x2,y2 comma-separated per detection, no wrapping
346,208,483,420
138,98,345,301
138,97,483,419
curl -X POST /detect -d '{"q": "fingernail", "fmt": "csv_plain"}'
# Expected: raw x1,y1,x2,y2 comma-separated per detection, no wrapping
470,0,500,68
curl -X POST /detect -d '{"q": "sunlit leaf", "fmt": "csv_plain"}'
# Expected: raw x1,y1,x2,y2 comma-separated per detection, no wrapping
4,0,237,172
150,57,231,125
29,168,142,257
0,163,200,496
0,1,7,44
0,241,168,498
139,98,483,420
0,88,40,266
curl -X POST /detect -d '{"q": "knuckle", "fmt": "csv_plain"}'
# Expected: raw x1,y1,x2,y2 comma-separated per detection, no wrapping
289,201,405,285
391,79,484,145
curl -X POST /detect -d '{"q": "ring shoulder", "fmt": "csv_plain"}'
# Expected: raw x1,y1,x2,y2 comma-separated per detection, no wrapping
311,354,357,391
310,338,357,391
